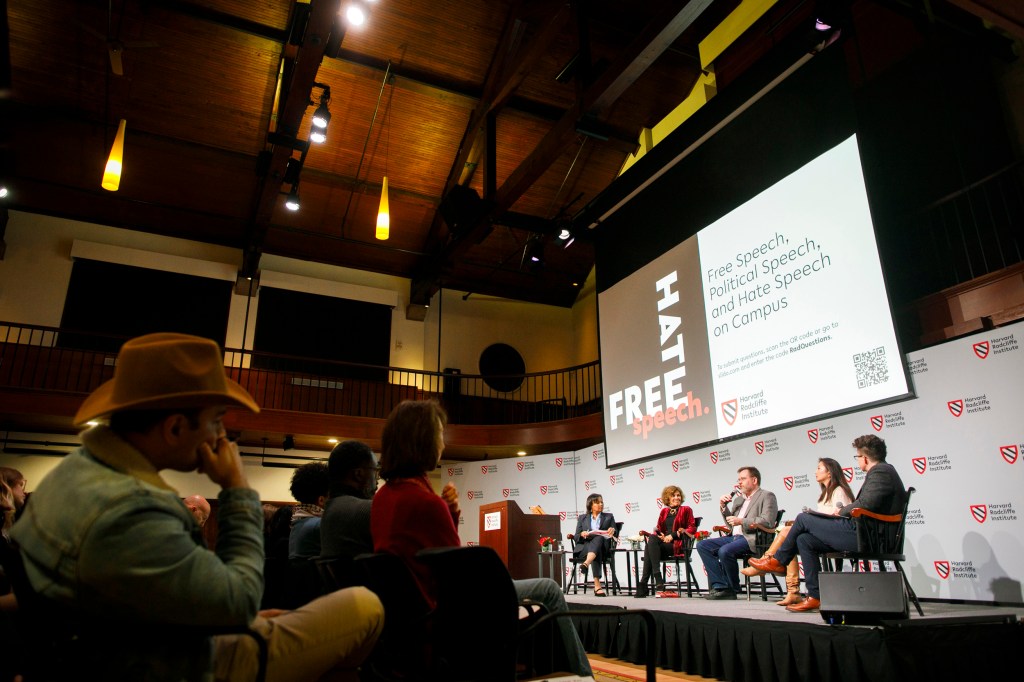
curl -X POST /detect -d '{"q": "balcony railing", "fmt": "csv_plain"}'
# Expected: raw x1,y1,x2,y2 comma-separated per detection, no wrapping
0,322,602,426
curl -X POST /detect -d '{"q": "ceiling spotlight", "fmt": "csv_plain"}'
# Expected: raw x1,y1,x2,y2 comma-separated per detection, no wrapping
310,128,326,144
312,88,331,129
285,186,301,211
815,18,832,31
344,4,366,26
525,236,545,271
0,185,7,199
283,435,295,451
557,227,575,248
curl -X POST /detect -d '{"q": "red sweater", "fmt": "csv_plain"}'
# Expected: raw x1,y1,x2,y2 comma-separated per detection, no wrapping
370,475,460,603
653,505,697,556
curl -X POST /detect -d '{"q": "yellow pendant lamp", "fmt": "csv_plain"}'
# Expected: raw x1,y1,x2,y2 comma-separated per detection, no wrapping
101,119,127,192
376,176,390,240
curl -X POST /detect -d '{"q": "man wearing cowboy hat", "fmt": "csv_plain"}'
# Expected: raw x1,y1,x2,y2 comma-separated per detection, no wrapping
12,333,383,680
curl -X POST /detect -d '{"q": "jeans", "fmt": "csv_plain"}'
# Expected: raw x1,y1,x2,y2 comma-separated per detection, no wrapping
514,578,592,677
696,535,752,592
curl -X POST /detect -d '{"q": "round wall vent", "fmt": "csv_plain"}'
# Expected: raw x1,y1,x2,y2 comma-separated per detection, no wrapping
479,343,525,392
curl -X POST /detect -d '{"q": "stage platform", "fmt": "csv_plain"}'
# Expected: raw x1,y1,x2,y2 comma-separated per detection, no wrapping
566,592,1024,682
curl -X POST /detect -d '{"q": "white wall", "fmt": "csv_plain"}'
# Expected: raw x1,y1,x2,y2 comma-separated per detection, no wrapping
0,210,596,374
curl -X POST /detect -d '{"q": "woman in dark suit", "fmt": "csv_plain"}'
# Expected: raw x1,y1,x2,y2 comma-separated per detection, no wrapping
635,485,696,598
572,493,616,596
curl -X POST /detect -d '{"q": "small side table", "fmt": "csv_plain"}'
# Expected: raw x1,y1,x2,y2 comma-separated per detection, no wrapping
615,546,641,595
537,550,565,585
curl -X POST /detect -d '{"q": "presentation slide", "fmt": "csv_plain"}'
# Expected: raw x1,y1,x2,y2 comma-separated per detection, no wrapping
600,135,910,466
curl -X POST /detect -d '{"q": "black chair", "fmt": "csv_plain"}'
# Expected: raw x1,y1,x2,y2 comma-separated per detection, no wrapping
352,551,436,681
418,545,658,681
648,516,703,597
743,508,785,601
822,486,924,616
564,521,623,595
0,540,268,682
315,555,359,591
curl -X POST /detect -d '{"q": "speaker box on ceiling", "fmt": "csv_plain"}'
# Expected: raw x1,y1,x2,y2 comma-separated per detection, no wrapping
819,571,909,625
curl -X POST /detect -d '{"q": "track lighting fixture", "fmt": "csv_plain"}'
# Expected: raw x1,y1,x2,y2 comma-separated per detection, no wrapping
525,235,545,271
285,185,301,211
282,435,295,451
309,84,331,143
557,227,575,248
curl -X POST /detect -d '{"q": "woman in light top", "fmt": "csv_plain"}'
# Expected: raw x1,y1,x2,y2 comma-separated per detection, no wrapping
571,493,616,596
741,457,853,605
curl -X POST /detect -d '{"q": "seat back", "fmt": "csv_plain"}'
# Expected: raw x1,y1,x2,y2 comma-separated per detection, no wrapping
753,509,784,555
417,546,521,681
855,487,915,554
352,552,434,678
673,516,701,558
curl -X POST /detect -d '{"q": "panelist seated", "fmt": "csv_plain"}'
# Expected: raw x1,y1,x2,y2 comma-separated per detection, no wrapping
741,458,853,606
370,400,592,679
749,434,905,613
635,485,696,598
571,493,616,596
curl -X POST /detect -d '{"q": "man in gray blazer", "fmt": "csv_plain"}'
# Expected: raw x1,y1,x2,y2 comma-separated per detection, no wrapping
750,434,906,612
697,466,779,599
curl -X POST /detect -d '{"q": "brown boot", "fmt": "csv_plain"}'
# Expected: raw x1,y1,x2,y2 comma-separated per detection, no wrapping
776,573,801,606
740,553,770,577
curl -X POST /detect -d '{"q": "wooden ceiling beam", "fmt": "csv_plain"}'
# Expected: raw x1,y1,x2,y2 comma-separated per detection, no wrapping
409,0,716,306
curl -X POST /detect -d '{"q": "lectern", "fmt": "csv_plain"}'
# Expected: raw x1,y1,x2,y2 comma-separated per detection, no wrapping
478,500,561,580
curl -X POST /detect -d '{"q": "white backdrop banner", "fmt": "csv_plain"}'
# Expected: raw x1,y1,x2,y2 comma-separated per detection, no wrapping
453,321,1024,604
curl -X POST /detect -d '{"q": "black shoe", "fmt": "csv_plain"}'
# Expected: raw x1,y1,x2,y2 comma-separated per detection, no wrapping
705,589,737,600
634,586,648,599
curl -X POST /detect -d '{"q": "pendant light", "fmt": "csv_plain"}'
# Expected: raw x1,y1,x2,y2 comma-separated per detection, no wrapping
101,119,127,191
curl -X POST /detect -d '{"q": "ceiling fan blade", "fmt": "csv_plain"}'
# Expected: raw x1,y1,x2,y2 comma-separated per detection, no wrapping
77,20,106,42
108,45,124,76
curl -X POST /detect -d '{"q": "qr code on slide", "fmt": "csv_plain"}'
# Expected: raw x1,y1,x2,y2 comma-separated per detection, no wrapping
853,347,888,388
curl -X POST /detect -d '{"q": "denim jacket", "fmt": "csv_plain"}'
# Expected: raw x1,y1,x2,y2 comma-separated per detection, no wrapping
11,425,263,678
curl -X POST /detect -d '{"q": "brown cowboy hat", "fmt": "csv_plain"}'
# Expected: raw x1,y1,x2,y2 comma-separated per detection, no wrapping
74,333,260,425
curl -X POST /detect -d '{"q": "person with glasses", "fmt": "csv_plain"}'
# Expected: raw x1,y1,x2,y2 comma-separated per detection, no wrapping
697,466,779,600
750,434,906,613
320,440,379,566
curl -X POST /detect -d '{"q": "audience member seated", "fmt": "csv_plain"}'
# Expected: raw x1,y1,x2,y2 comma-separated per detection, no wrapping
750,434,905,613
371,399,593,678
261,504,294,610
697,466,778,600
183,493,211,527
741,457,853,605
635,485,696,598
10,333,383,680
320,440,378,565
287,462,329,561
572,492,617,596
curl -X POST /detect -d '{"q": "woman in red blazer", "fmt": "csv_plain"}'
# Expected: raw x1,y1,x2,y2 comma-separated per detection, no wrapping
635,486,696,598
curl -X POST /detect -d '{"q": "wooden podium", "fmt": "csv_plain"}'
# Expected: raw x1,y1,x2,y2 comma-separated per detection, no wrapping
478,500,562,580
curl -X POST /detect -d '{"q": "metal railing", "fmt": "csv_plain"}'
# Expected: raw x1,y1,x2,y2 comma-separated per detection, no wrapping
0,322,602,426
905,160,1024,298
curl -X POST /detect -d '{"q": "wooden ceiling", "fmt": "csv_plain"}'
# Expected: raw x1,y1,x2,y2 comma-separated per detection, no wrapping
2,0,750,308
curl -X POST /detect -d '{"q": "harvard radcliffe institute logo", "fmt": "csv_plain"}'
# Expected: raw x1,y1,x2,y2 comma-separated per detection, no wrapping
609,475,617,486
555,457,563,468
912,457,927,475
754,441,765,455
467,491,476,499
692,491,701,504
783,476,794,491
502,488,510,498
447,468,455,477
624,502,634,514
807,428,819,444
721,399,738,425
709,451,719,464
539,486,549,496
639,468,647,479
973,341,990,359
517,462,525,471
870,415,884,431
559,511,567,521
672,460,680,473
842,467,854,483
934,561,950,579
970,504,988,523
947,399,964,417
481,465,489,474
1001,445,1019,464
